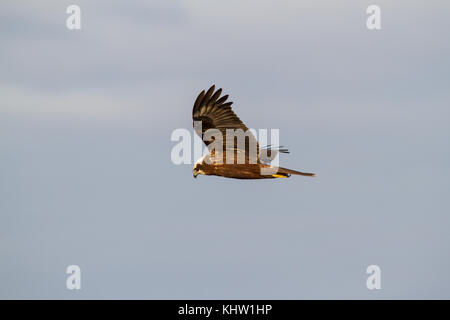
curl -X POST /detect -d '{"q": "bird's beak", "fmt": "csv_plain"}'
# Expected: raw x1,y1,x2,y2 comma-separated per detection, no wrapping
193,172,198,178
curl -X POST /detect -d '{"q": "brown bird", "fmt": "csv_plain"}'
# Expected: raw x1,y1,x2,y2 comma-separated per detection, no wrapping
192,85,315,179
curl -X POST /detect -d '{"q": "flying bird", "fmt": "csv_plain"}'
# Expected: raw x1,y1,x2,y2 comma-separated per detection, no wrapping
192,85,315,179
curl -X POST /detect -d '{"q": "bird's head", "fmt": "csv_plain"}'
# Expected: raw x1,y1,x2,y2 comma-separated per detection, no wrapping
193,159,205,178
193,166,199,178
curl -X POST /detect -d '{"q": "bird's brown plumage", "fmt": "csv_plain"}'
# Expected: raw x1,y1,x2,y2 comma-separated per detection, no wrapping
192,85,315,179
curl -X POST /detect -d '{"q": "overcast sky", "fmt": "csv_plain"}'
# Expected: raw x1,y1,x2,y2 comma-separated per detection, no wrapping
1,0,450,299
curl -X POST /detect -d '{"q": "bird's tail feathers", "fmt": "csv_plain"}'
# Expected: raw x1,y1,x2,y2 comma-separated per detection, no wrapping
277,167,316,177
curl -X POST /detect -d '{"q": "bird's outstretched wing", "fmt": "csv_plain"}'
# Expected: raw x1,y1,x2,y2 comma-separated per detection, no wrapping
192,85,259,163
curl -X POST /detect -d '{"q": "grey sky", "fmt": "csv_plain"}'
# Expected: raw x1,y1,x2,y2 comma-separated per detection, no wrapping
1,0,449,299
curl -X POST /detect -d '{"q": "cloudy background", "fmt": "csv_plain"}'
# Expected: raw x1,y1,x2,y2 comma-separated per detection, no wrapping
1,0,449,299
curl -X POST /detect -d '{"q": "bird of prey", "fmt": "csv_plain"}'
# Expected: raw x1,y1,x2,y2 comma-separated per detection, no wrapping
192,85,315,179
